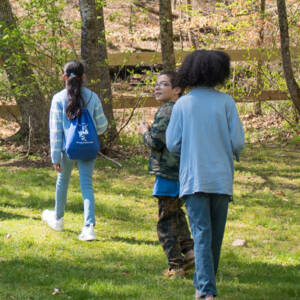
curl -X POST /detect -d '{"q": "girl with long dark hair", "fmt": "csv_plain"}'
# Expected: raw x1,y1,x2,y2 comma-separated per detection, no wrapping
42,60,108,241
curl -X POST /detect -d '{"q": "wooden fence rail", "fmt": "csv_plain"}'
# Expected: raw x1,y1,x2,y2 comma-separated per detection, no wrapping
0,90,291,119
107,47,300,66
112,91,290,109
0,48,299,110
107,47,298,107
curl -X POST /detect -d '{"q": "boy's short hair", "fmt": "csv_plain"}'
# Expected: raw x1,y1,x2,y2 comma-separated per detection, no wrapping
159,71,183,96
176,50,230,89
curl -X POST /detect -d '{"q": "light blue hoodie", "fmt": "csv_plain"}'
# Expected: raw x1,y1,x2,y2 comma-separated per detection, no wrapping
166,87,244,198
49,87,108,164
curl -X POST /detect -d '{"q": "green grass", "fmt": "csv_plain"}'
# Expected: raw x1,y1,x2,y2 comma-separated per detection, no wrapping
0,143,299,300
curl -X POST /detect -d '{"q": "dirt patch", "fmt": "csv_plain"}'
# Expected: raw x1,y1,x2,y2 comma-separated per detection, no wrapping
0,157,51,169
0,118,20,139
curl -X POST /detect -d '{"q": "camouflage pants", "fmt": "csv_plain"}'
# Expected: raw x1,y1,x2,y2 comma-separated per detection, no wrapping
157,196,194,268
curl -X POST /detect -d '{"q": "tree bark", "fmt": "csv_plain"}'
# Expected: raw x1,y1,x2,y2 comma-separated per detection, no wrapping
80,0,100,93
79,0,116,149
159,0,176,72
186,0,197,49
277,0,300,114
0,0,49,144
254,0,265,115
96,3,116,139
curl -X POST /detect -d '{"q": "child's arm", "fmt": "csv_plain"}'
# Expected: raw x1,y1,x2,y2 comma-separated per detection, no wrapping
227,99,245,161
142,106,170,151
49,97,64,164
166,103,182,156
94,94,108,135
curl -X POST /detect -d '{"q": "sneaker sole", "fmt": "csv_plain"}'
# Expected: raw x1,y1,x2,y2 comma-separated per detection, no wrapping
78,235,96,241
41,212,64,231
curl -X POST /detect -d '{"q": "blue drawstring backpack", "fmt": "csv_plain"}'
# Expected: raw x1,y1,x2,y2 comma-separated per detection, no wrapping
65,97,100,160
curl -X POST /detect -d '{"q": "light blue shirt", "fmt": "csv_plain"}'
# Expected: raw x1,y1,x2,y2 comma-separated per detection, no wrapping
166,87,244,198
49,87,108,164
152,176,180,197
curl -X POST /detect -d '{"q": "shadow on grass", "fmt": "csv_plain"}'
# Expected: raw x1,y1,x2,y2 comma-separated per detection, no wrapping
236,164,300,182
0,252,190,300
0,252,299,299
0,189,54,210
110,235,159,246
64,200,152,226
0,159,51,169
0,210,39,220
220,252,300,299
0,188,153,230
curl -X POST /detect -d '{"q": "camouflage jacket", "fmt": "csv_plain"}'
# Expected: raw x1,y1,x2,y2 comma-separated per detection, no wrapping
143,102,179,181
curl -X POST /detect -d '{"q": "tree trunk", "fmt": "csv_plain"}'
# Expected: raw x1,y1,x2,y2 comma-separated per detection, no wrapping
277,0,300,114
159,0,176,72
80,0,100,93
186,0,197,49
79,0,116,149
96,3,116,140
254,0,265,115
0,0,49,144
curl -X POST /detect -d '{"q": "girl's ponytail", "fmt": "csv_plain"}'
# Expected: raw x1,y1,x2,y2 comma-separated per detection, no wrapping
63,60,84,120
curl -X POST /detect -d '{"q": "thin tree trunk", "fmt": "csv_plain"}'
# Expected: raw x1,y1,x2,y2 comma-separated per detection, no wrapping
277,0,300,114
96,3,117,143
186,0,197,49
173,0,177,9
80,0,100,92
179,0,184,52
79,0,116,149
254,0,265,115
0,0,49,144
159,0,176,72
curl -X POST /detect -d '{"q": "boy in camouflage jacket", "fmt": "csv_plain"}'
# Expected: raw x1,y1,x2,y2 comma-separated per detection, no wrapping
138,72,194,278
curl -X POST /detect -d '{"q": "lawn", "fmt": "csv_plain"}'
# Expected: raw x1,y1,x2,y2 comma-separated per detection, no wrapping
0,142,299,300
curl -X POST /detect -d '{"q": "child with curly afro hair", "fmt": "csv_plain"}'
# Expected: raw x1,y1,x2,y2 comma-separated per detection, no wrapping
166,50,245,299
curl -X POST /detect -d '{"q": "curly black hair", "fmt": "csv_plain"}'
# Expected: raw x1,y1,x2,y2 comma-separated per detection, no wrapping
176,50,230,89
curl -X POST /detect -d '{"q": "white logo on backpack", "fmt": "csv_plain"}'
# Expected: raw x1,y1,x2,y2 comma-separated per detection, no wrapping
78,123,89,142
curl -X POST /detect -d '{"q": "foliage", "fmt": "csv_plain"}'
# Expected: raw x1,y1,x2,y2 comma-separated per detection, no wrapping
0,0,79,106
239,101,300,143
0,142,299,299
0,0,299,145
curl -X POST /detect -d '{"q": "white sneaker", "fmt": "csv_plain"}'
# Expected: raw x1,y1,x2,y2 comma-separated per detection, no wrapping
78,225,96,241
42,209,64,231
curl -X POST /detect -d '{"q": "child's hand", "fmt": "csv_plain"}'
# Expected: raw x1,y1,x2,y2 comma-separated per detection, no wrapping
53,163,62,172
138,122,150,135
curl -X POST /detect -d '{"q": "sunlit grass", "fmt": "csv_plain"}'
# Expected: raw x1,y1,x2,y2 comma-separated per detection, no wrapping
0,142,299,299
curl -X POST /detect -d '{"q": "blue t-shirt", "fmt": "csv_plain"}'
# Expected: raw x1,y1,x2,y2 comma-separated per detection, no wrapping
152,176,179,197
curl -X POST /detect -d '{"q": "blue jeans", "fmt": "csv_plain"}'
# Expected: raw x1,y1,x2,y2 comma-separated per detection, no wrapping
185,193,229,297
55,152,96,226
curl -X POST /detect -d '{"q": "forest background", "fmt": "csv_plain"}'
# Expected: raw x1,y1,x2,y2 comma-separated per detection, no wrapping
0,0,299,151
0,1,299,299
